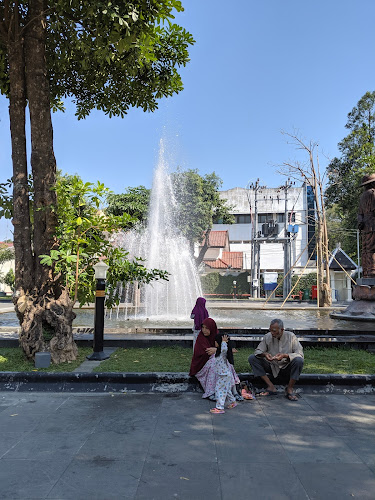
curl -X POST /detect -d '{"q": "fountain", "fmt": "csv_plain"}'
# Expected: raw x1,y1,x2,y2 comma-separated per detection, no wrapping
2,141,375,335
113,139,202,321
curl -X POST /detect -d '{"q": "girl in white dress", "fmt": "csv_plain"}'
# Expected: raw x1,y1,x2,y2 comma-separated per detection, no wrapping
210,334,238,414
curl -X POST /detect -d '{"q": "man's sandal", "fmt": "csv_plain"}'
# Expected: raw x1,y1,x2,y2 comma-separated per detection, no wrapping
256,390,278,397
285,391,299,401
210,408,225,414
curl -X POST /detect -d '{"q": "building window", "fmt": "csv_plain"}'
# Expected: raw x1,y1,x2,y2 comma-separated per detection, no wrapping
258,213,273,223
276,213,296,223
235,214,251,224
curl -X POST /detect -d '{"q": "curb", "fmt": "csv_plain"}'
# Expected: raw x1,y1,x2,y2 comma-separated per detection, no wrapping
0,372,374,394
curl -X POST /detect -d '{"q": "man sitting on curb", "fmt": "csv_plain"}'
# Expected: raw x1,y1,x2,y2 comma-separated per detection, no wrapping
248,318,304,401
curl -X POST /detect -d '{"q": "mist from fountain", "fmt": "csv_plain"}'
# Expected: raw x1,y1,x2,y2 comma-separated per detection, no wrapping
114,139,203,321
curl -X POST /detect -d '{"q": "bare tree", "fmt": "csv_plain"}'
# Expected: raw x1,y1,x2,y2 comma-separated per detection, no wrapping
278,132,331,307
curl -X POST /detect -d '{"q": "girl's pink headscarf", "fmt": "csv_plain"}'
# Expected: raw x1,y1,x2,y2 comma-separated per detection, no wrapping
191,297,209,330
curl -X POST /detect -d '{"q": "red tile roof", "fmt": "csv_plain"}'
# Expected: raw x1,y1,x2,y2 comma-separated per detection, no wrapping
202,231,228,247
222,251,243,269
204,258,229,269
204,251,243,270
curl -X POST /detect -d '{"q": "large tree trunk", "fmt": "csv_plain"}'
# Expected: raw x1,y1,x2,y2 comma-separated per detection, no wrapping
12,0,77,363
8,35,34,293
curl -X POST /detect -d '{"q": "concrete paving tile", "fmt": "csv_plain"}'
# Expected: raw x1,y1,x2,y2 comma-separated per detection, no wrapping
321,415,375,436
47,458,142,500
0,394,25,406
0,432,30,458
0,411,46,432
277,432,363,464
344,395,375,413
96,411,159,434
294,463,375,499
216,432,289,464
212,411,274,435
155,412,214,433
266,415,337,437
148,429,217,463
341,434,375,466
303,394,375,418
4,429,90,460
346,394,375,405
135,461,221,500
30,411,102,435
76,429,154,461
0,458,71,499
1,396,67,415
258,394,316,407
219,462,309,500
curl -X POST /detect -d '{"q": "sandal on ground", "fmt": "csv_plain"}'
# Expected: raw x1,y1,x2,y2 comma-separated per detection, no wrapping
285,391,299,401
241,389,255,400
235,393,244,401
256,390,278,397
227,402,238,409
210,407,225,414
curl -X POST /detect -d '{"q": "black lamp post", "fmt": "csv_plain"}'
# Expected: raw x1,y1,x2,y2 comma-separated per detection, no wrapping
87,261,110,361
233,280,237,300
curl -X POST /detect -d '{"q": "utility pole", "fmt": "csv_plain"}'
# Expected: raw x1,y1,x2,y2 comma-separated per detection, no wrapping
248,179,260,298
283,179,292,299
254,181,261,298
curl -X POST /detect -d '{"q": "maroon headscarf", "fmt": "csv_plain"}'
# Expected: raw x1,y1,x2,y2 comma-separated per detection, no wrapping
189,318,218,376
191,297,209,330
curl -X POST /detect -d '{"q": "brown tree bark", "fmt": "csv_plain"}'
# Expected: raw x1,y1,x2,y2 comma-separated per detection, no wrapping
8,34,34,293
11,0,77,363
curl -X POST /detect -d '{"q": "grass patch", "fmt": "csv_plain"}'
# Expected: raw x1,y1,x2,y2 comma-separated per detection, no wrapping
0,346,374,374
0,347,92,372
302,346,375,374
93,346,375,374
93,346,193,373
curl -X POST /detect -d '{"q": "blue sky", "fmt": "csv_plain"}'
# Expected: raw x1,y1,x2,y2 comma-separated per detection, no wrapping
1,0,375,241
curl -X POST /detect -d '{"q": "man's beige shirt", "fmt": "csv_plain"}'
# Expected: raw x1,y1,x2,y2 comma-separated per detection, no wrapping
254,330,304,378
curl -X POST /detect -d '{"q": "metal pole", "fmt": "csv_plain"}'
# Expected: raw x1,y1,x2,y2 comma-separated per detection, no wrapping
87,277,110,361
283,180,291,299
254,180,259,298
357,229,361,279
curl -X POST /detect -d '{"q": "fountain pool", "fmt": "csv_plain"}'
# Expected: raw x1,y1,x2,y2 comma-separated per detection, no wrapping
1,306,375,331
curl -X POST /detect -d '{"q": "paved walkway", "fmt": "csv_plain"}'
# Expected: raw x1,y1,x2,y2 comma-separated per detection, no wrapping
0,392,374,499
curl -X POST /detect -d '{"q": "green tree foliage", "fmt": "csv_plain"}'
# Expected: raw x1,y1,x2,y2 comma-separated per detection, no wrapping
0,244,14,266
105,186,151,228
325,91,375,255
0,244,14,291
201,272,249,295
171,170,234,248
0,1,193,361
0,1,195,117
4,269,15,291
40,174,168,307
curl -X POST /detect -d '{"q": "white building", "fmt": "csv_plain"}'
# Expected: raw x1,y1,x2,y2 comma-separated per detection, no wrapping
206,183,315,276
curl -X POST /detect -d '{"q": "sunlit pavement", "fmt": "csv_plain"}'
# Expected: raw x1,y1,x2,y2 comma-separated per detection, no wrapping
0,392,374,499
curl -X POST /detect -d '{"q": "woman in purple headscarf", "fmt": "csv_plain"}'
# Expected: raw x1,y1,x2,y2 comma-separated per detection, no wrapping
190,297,209,349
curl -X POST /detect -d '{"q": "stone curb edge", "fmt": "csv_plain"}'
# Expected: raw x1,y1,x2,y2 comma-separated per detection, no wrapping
0,372,374,393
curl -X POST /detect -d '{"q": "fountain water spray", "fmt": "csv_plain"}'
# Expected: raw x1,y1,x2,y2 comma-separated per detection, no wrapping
115,139,202,321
